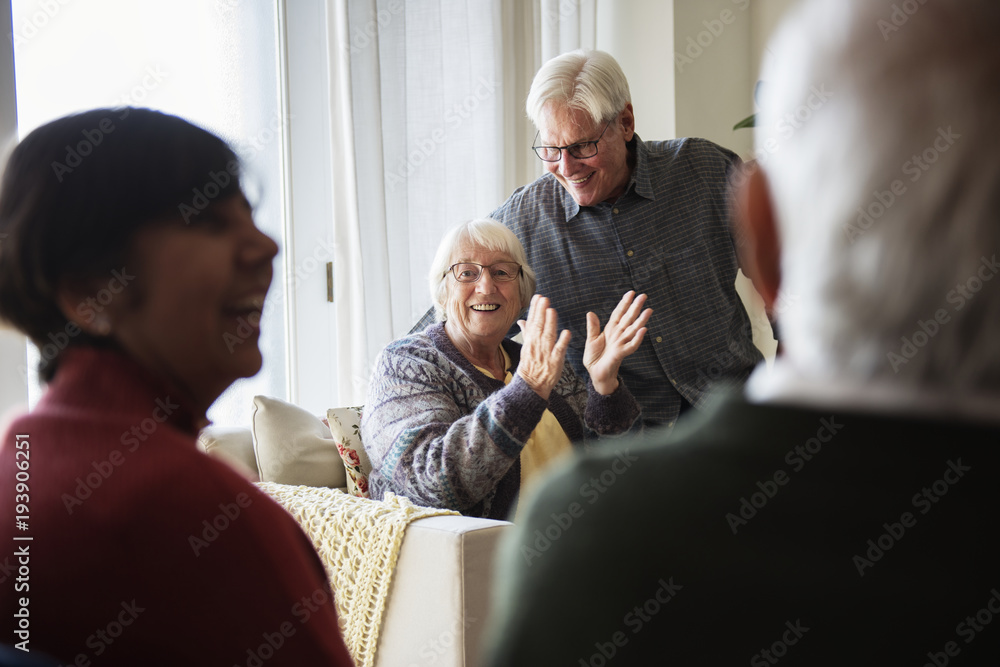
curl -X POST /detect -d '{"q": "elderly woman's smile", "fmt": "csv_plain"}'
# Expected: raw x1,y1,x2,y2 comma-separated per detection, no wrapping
445,243,523,355
361,217,647,520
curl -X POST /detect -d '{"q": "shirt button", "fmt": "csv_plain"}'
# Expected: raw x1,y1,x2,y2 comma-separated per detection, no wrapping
613,207,620,214
655,336,662,343
627,250,634,257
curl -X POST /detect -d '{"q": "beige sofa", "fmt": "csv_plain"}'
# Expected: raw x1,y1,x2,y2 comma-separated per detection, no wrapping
197,396,513,667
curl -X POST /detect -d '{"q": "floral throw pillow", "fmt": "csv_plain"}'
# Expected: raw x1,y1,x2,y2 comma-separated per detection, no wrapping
326,406,372,498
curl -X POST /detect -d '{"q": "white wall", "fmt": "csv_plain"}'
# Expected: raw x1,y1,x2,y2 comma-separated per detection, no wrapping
674,0,754,155
0,0,29,420
751,0,799,70
670,0,799,361
595,0,675,141
673,0,798,157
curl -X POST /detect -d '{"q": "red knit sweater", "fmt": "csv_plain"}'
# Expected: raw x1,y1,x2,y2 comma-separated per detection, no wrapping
0,347,353,665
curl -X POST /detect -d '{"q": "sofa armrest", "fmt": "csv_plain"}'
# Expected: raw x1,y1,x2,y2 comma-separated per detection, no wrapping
198,426,259,481
376,515,513,667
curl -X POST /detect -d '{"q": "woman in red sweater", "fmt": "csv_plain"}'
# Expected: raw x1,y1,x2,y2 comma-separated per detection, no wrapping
0,108,353,665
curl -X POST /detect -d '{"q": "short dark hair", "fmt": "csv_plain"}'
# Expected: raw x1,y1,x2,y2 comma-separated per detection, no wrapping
0,107,243,381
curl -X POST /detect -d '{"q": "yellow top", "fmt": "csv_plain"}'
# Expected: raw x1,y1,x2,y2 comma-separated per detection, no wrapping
474,347,573,519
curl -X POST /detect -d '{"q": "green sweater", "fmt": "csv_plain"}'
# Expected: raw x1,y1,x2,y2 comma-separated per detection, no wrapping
483,390,1000,665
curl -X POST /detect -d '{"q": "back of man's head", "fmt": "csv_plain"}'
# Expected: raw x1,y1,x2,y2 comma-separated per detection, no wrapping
756,0,1000,397
526,49,631,128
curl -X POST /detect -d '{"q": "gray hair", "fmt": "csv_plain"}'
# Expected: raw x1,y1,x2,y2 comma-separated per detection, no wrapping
755,0,1000,391
526,49,631,128
428,218,537,323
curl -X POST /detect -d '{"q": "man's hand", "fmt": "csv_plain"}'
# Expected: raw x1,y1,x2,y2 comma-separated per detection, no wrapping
516,295,571,401
583,291,652,395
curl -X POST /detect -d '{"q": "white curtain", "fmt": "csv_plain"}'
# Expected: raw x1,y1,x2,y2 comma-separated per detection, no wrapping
322,0,372,406
540,0,597,61
335,0,597,399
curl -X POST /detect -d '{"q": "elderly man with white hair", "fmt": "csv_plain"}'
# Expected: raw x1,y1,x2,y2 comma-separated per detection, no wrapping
482,0,1000,663
413,49,763,428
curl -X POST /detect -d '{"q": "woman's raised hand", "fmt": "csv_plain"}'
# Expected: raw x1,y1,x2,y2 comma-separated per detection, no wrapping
583,291,652,395
516,295,571,400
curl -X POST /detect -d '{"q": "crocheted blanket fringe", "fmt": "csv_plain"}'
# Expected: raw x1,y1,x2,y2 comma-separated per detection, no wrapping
257,483,458,667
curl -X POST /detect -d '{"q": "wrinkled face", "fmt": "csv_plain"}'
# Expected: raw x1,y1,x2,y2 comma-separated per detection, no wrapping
103,194,278,410
537,101,635,207
443,241,524,354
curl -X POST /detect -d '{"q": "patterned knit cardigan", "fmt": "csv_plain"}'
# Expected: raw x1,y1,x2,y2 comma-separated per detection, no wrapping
361,322,642,520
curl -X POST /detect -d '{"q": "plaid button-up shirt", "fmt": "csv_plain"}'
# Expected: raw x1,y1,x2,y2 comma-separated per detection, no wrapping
413,135,762,425
491,136,761,425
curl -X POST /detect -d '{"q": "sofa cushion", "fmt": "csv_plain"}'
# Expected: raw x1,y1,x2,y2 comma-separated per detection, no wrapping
251,395,347,488
326,406,372,498
197,426,259,482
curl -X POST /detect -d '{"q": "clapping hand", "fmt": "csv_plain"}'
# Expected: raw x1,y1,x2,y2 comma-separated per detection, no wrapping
583,291,652,395
516,295,572,400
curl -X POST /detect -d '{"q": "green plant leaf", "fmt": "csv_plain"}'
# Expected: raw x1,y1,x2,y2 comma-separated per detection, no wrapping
733,114,756,131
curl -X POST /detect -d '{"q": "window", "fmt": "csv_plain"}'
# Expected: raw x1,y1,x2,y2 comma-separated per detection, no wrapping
10,0,288,426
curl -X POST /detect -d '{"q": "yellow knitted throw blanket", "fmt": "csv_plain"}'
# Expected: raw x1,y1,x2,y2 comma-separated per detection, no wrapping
257,483,458,667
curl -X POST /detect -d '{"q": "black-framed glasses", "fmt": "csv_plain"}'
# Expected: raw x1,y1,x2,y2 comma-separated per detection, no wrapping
446,262,522,283
532,120,612,162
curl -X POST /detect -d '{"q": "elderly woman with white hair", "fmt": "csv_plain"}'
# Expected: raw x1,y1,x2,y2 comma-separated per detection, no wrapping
361,218,650,519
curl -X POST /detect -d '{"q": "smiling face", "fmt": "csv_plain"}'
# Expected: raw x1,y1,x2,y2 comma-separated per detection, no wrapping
96,194,278,414
538,101,635,207
443,241,524,360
